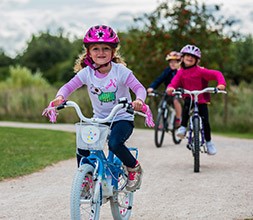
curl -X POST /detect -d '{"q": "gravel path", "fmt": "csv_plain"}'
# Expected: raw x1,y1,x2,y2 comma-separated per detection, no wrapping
0,122,253,220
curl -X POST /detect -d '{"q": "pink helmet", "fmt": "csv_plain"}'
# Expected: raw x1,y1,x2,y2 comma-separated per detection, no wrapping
83,25,119,48
180,44,201,59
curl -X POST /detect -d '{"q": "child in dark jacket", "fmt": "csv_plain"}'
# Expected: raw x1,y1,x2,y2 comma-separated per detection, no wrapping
147,51,182,127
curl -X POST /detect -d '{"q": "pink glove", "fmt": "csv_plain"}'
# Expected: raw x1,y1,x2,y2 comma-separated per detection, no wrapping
42,101,58,123
141,104,155,127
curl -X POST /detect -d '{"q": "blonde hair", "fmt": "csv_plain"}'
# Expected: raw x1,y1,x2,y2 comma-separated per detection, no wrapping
73,45,126,73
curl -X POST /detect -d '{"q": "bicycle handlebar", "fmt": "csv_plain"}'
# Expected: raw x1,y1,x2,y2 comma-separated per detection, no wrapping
172,87,227,97
148,90,166,97
56,100,146,124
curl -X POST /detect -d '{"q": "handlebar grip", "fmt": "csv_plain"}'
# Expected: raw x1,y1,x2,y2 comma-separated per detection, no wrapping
126,108,134,115
56,101,67,110
175,88,184,93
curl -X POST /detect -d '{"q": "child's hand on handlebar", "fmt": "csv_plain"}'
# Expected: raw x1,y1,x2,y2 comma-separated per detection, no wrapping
147,88,154,94
51,96,65,107
166,87,174,95
217,84,226,90
132,99,144,111
42,96,65,123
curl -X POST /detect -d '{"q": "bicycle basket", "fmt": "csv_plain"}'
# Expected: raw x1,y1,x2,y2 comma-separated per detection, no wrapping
75,122,110,150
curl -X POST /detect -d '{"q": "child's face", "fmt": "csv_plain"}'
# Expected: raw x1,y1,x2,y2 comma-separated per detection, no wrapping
89,44,113,66
169,60,180,70
183,54,197,67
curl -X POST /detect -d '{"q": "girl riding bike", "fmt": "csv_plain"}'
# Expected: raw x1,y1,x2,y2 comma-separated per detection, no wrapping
166,44,226,155
46,25,153,192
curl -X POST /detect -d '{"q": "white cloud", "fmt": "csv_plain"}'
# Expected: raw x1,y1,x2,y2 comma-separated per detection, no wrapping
0,0,253,58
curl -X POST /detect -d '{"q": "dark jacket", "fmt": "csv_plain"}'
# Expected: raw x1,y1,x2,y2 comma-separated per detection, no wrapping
149,67,177,89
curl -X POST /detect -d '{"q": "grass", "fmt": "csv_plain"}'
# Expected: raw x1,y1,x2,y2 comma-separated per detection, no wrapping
214,131,253,139
0,127,76,181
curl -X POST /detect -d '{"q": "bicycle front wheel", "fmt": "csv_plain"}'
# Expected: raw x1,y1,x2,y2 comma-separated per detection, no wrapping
110,168,133,220
193,117,200,173
154,110,166,148
70,164,100,220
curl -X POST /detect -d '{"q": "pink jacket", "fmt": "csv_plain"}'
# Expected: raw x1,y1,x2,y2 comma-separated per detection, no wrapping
167,66,226,104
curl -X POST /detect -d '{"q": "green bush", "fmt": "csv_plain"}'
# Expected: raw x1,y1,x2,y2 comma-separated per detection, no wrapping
209,82,253,133
0,65,92,122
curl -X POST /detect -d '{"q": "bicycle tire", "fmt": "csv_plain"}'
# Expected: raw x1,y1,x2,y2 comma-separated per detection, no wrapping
70,164,101,220
193,117,200,173
172,117,181,145
154,110,166,148
110,168,133,220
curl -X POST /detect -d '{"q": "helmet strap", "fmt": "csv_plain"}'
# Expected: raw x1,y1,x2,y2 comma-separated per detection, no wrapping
94,61,111,71
83,55,95,69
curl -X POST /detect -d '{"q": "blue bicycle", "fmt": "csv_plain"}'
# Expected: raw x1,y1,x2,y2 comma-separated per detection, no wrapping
173,87,227,173
55,98,146,220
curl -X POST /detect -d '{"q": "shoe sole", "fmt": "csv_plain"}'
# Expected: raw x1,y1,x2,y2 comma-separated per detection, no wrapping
176,133,185,139
207,151,217,155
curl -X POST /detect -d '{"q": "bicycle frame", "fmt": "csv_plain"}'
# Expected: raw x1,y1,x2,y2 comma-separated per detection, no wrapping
149,91,181,147
157,93,175,130
79,147,138,202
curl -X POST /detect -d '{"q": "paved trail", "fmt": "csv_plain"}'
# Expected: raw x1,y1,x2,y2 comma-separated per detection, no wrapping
0,122,253,220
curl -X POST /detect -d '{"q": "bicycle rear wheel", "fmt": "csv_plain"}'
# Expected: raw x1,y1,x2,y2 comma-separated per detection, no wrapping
110,168,133,220
154,110,166,148
70,164,100,220
193,117,200,172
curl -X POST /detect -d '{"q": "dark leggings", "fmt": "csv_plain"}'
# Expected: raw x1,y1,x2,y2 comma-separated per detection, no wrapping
181,98,211,142
76,120,137,168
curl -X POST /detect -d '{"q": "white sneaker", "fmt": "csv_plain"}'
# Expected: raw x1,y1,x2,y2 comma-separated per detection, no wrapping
206,141,217,155
176,126,187,139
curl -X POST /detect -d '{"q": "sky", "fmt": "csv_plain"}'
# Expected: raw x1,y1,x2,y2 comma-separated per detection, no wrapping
1,0,253,58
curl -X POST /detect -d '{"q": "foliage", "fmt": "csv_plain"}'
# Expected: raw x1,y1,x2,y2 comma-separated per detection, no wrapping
1,65,50,88
120,0,238,87
209,82,253,133
17,32,82,84
0,127,75,180
0,50,14,81
0,66,92,122
226,35,253,84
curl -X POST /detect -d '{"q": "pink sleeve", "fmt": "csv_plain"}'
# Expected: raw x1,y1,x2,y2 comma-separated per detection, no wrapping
125,72,146,102
202,68,226,86
56,75,83,99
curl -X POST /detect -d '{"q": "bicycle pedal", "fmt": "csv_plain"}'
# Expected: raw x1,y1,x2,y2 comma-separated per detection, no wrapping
186,144,192,151
200,146,205,153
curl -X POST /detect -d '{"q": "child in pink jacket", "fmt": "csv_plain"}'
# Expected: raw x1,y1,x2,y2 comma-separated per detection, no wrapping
166,44,226,155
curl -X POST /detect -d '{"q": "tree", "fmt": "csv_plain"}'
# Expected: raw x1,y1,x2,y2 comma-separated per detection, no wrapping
120,0,239,86
0,50,14,81
17,32,78,84
234,35,253,84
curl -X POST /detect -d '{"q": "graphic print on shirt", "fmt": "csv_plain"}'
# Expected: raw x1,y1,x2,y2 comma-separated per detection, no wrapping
90,78,118,105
